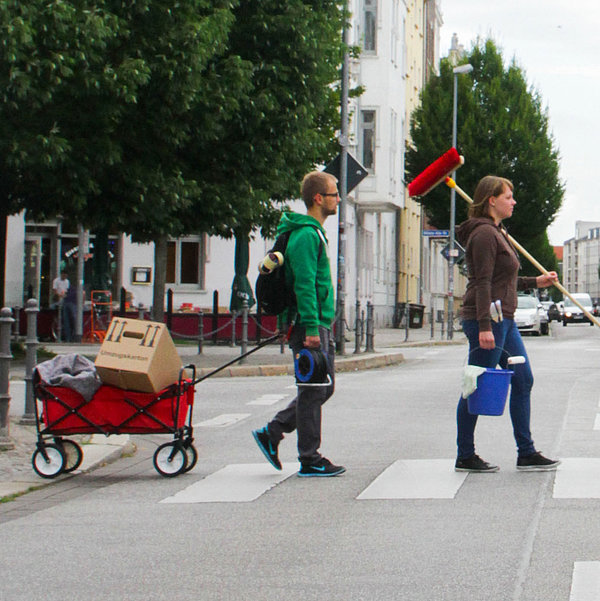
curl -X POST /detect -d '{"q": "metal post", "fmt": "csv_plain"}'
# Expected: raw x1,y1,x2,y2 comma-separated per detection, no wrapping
21,298,39,424
0,307,15,449
365,301,374,353
212,291,219,345
447,73,458,341
197,310,204,355
448,63,473,340
138,305,145,320
56,298,63,342
335,16,350,356
166,288,173,331
230,312,236,347
75,224,86,342
354,300,361,354
240,300,248,364
430,307,435,339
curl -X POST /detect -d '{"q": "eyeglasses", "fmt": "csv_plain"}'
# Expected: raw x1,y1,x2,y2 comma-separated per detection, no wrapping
320,192,340,198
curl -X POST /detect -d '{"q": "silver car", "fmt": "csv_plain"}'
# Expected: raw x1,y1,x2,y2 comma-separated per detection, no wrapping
515,295,549,335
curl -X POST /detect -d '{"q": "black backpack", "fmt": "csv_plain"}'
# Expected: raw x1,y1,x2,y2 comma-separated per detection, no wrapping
255,227,323,316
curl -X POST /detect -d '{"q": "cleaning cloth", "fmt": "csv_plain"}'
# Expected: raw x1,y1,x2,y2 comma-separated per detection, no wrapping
461,365,487,399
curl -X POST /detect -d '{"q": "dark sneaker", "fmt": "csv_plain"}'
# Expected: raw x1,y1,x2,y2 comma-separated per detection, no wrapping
517,452,560,471
455,454,499,473
298,457,346,477
252,427,281,470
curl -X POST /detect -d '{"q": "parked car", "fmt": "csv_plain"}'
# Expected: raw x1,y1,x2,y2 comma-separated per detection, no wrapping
563,292,595,326
515,295,549,335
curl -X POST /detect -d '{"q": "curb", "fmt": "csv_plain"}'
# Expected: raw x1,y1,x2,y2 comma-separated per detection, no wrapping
0,435,133,501
194,351,406,379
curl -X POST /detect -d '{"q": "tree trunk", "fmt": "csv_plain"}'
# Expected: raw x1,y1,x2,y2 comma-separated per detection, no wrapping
152,236,167,322
90,228,110,290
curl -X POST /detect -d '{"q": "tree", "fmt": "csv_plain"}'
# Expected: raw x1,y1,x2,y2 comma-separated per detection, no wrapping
0,0,346,313
181,0,345,240
406,39,564,276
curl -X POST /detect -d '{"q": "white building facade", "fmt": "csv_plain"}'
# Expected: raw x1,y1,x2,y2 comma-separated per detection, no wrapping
563,221,600,304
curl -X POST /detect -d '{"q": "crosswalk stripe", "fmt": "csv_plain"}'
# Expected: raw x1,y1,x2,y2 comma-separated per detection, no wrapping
247,394,286,406
193,413,251,428
357,459,467,500
570,562,600,600
594,414,600,430
553,458,600,498
160,463,297,503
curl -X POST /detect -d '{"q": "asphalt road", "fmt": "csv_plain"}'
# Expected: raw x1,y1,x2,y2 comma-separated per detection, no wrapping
1,321,600,601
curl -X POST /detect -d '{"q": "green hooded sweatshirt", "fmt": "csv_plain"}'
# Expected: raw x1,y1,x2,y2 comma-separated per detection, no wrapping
277,212,335,336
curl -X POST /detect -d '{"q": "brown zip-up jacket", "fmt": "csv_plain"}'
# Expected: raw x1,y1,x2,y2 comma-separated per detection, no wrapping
456,216,537,332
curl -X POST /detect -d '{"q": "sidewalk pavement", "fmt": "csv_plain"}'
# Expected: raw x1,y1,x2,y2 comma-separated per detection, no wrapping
1,325,465,501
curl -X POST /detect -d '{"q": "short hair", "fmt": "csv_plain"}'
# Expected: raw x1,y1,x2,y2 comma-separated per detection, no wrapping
469,175,513,218
301,171,337,209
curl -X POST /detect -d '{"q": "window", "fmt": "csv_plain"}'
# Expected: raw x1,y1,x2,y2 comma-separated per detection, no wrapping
166,235,206,287
363,0,377,53
360,110,376,171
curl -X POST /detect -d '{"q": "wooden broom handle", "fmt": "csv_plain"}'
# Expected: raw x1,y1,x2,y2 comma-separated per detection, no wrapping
447,178,600,328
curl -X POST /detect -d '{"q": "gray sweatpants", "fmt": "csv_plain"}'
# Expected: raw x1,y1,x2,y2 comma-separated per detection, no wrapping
267,325,335,465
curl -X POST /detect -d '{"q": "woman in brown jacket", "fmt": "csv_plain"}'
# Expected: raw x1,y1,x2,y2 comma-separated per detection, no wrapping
454,175,560,473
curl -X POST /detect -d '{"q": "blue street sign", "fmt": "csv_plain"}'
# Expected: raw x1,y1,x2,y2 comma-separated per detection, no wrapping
422,230,449,237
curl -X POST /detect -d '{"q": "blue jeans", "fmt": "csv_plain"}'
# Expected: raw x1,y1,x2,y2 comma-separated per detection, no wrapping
457,319,536,459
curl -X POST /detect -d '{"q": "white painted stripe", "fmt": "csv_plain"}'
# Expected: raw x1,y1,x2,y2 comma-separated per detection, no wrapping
594,414,600,431
570,562,600,600
160,463,297,503
553,458,600,498
247,394,286,406
357,459,467,500
193,413,251,428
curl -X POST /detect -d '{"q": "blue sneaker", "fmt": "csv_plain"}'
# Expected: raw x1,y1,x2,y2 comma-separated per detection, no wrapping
252,427,282,470
298,457,346,477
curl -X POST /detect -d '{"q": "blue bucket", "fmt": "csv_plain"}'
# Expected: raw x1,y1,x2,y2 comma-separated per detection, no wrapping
467,368,514,416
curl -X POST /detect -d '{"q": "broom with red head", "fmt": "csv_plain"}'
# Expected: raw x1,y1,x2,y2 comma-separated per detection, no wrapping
408,149,600,327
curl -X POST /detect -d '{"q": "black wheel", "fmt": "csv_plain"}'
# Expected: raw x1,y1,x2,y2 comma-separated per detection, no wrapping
32,444,66,479
153,442,188,477
56,439,83,472
184,444,198,473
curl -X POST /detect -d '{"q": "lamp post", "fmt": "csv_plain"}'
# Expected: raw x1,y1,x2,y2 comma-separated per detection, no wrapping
447,63,473,340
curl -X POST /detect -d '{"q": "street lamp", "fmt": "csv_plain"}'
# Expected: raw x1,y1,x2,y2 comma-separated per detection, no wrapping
447,63,473,340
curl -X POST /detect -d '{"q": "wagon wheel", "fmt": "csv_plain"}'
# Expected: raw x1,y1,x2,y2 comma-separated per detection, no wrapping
183,444,198,473
32,444,66,479
153,442,188,477
56,439,83,473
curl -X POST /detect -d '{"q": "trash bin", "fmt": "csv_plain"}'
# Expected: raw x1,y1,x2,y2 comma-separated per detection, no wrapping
393,303,407,328
393,303,425,328
409,303,425,328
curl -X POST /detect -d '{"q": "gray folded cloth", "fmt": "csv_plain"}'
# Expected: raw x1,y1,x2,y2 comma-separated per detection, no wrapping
35,354,102,401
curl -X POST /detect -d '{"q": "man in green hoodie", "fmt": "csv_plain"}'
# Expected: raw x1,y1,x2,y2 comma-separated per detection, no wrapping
252,170,346,477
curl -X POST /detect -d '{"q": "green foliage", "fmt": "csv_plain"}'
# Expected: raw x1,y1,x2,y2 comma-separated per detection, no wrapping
0,0,345,244
406,39,564,272
182,0,345,240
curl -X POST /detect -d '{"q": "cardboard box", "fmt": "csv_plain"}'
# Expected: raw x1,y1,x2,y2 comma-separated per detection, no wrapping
95,318,182,393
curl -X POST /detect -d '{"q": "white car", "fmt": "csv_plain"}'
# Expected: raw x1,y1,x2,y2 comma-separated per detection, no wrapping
563,292,594,326
514,295,549,335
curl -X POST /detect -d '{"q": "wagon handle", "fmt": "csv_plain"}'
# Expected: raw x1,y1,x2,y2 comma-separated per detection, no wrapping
193,334,281,385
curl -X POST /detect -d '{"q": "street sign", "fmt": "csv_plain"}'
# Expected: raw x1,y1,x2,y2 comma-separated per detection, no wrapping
422,230,449,237
441,241,465,264
324,152,369,193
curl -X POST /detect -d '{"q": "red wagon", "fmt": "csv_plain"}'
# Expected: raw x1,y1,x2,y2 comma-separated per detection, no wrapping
32,365,197,478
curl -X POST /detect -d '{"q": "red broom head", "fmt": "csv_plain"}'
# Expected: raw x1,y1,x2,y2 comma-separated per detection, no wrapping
407,148,464,197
